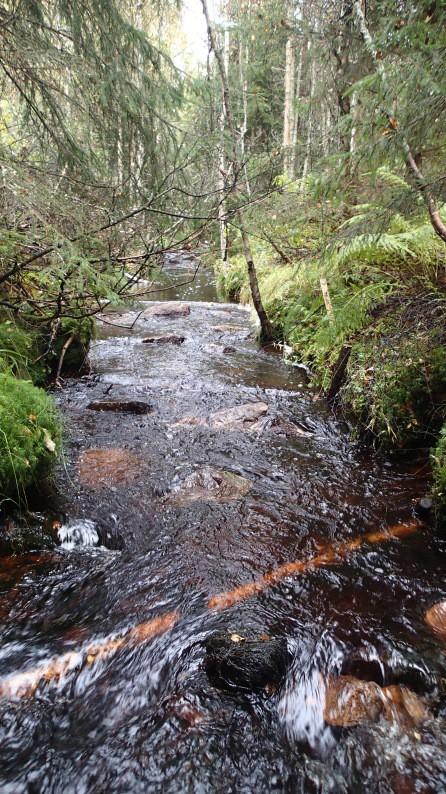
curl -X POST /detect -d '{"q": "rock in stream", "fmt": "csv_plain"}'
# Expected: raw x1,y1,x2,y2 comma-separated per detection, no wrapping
167,467,252,506
204,630,290,692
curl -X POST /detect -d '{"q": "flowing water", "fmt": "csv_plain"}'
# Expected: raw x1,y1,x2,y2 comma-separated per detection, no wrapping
0,252,445,792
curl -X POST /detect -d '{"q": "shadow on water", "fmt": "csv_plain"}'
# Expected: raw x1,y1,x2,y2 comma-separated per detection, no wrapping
0,253,445,792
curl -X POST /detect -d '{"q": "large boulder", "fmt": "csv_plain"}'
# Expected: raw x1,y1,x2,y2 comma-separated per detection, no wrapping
204,630,290,691
168,467,251,506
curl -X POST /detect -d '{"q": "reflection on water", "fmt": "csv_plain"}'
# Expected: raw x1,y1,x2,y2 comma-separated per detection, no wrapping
0,252,445,793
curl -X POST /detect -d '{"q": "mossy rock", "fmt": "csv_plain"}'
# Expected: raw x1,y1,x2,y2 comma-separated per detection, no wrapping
0,373,61,503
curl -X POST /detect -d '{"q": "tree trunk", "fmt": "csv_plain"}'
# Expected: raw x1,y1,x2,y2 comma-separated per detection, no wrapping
239,40,251,196
291,47,303,170
283,35,296,178
301,51,315,184
218,28,230,263
201,0,274,342
353,0,446,244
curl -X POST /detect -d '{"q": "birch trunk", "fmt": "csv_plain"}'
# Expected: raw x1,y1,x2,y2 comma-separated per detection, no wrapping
291,47,303,172
239,41,251,196
301,51,315,184
283,35,296,178
218,28,230,263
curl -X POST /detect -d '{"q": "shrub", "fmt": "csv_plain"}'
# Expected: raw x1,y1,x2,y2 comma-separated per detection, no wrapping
432,426,446,515
0,373,61,503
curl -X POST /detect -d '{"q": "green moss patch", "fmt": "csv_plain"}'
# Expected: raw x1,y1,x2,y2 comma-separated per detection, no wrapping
432,426,446,516
0,373,61,503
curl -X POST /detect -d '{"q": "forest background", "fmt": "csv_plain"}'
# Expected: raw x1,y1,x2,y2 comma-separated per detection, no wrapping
1,0,446,510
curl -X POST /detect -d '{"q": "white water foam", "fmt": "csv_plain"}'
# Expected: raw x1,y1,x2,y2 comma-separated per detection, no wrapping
58,519,99,550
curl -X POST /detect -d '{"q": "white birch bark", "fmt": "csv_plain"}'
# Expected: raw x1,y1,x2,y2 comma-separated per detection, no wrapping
218,27,230,263
283,35,296,178
291,46,303,172
301,50,315,185
239,41,251,196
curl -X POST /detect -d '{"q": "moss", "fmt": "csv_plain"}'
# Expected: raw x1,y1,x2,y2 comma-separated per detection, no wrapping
0,320,47,384
0,373,61,503
432,426,446,515
339,311,446,449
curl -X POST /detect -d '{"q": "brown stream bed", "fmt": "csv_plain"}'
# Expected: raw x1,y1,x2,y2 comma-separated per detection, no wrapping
0,253,445,792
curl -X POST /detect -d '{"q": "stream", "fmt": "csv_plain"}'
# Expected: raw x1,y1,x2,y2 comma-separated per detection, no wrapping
0,252,445,792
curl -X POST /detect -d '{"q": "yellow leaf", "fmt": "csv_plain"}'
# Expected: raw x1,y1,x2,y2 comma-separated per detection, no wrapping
42,428,56,453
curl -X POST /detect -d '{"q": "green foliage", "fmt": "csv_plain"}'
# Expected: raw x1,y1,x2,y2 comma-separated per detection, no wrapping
216,257,246,301
0,320,42,380
0,373,61,503
341,326,446,449
432,426,446,515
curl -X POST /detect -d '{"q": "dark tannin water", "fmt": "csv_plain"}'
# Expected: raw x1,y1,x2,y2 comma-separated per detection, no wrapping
0,253,445,792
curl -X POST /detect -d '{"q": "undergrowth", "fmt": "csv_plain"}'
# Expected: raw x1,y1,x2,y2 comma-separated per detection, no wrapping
0,373,61,504
217,199,446,511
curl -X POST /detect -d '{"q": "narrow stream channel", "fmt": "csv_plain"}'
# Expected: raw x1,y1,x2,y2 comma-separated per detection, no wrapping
0,253,445,792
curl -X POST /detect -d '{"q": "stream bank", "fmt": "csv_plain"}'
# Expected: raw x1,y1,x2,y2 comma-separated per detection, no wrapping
0,252,445,792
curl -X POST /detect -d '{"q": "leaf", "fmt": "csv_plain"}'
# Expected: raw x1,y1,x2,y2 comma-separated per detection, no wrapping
230,633,245,643
42,428,56,453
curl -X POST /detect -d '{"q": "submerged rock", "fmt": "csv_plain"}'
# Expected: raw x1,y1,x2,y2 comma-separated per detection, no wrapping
173,401,268,432
204,343,236,355
142,335,185,345
269,419,313,438
144,302,190,318
212,323,248,334
78,448,141,488
209,402,268,430
414,496,433,517
168,466,251,506
87,400,152,414
323,675,430,729
204,630,290,691
425,601,446,639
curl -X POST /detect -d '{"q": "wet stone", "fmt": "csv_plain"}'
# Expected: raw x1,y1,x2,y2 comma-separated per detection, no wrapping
173,402,268,432
142,335,185,345
269,419,313,438
209,402,268,430
78,448,141,488
212,323,248,334
324,675,430,729
204,343,236,355
425,601,446,639
414,496,433,517
204,630,290,692
144,302,190,318
87,400,152,414
168,466,251,506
